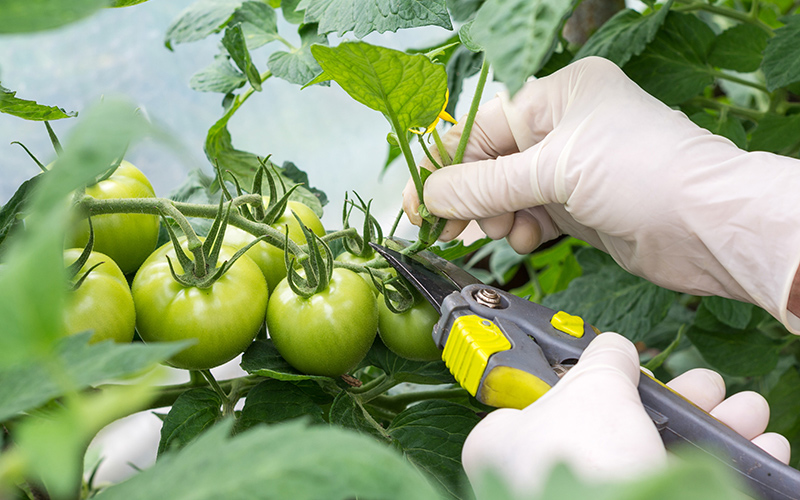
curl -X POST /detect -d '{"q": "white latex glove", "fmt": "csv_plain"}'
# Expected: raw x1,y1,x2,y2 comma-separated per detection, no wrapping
402,57,800,333
461,332,791,497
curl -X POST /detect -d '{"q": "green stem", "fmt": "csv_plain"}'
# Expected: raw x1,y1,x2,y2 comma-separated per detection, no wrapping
674,1,773,34
686,96,765,121
708,69,770,94
388,208,404,238
453,58,490,165
431,129,451,167
349,374,387,394
319,227,359,244
352,376,399,402
371,387,469,413
201,370,234,417
418,135,442,170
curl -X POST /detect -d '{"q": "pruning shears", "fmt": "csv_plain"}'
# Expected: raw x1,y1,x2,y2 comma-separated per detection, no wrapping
370,240,800,500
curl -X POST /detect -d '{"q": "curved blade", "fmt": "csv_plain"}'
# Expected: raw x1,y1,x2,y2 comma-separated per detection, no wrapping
369,241,482,313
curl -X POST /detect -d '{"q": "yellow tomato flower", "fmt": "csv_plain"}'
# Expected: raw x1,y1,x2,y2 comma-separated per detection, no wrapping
411,90,457,135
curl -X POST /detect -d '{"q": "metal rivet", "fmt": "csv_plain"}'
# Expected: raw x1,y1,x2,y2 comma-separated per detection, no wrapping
474,288,502,308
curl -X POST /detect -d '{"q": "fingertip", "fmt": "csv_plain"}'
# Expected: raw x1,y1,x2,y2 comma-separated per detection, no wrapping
566,332,641,385
709,391,770,440
478,213,514,240
506,210,543,254
751,433,791,464
666,369,725,413
438,219,470,242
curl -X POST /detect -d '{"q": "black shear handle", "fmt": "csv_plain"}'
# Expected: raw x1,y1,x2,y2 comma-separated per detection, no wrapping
638,373,800,500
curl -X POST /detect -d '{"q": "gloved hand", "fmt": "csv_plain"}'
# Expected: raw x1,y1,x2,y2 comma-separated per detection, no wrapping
460,332,791,497
402,57,800,333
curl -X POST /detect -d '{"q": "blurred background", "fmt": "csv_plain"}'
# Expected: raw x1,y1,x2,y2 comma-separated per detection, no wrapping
0,0,498,485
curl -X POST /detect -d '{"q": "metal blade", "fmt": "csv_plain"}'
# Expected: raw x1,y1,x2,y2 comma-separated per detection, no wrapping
383,238,483,290
369,242,480,313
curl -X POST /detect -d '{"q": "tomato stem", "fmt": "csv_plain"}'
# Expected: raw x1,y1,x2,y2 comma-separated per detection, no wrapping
371,387,470,413
200,369,234,417
453,58,490,166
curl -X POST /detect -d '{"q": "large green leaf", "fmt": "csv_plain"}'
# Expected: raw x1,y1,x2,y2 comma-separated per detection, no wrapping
0,0,110,33
708,23,769,73
268,23,328,86
470,0,575,95
541,248,677,341
158,388,222,456
297,0,452,37
445,46,484,117
762,15,800,91
699,296,757,330
190,55,247,94
572,0,673,66
388,400,480,499
689,111,747,149
96,420,444,499
164,0,243,50
749,113,800,153
361,337,455,385
310,41,448,134
329,391,391,441
240,339,333,382
235,379,326,433
766,366,800,469
0,332,190,422
0,84,76,120
222,23,263,91
447,0,485,22
623,11,716,105
0,176,40,256
232,1,280,50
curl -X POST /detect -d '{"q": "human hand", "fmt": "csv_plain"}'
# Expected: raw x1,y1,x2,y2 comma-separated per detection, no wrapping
460,332,791,497
403,57,800,333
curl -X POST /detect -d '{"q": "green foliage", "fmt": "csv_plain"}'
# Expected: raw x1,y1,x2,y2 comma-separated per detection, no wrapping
164,0,243,50
158,388,223,456
762,15,800,91
267,23,327,85
708,24,769,73
189,55,247,93
298,0,453,37
235,379,327,432
0,84,77,120
0,0,111,33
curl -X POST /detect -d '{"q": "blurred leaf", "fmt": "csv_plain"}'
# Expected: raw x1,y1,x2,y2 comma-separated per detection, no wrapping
310,42,448,134
235,379,325,433
447,0,485,22
573,0,672,66
0,0,110,33
268,23,328,86
749,113,800,153
445,46,484,116
0,84,77,120
164,0,243,50
240,339,333,382
96,419,444,499
158,388,222,456
361,338,455,385
686,303,780,377
529,238,586,296
282,0,306,23
471,0,575,95
297,0,452,37
766,366,800,469
430,237,490,261
112,0,150,6
329,391,391,441
643,326,683,372
388,400,479,499
689,111,747,149
762,15,800,91
222,23,262,91
542,248,677,340
640,300,695,350
458,20,482,52
190,55,247,93
535,48,573,77
699,296,757,330
279,161,328,214
0,332,191,422
0,176,40,256
232,1,280,50
623,12,715,105
708,24,769,73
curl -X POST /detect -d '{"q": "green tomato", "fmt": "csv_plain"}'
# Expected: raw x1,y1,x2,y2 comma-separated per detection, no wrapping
377,294,441,361
267,268,378,377
131,238,268,370
67,160,159,275
63,248,136,344
224,200,325,293
335,251,385,296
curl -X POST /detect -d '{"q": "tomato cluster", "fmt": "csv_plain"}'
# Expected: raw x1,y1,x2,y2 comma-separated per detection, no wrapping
62,163,441,377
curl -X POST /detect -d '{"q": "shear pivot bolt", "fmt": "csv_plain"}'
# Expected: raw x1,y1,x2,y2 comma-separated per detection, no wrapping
474,288,502,308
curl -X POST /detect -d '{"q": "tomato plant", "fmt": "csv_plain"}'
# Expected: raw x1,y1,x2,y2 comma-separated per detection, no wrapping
132,236,268,371
63,247,135,344
66,160,159,274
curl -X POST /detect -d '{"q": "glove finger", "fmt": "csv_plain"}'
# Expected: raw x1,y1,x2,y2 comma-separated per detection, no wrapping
559,332,641,388
438,219,470,242
402,176,423,227
478,213,515,240
506,210,544,254
751,433,791,464
709,391,770,440
665,368,726,413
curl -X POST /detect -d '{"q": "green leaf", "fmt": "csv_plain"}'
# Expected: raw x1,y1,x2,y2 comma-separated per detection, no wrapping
190,54,247,93
430,237,491,261
445,46,484,116
447,0,485,22
749,113,800,153
231,1,280,50
279,161,328,213
297,0,452,37
766,366,800,468
95,420,444,499
0,175,40,256
572,0,673,66
268,23,327,86
699,296,757,330
688,111,747,149
282,0,306,23
0,84,77,120
361,338,455,385
0,0,110,33
541,248,677,341
458,20,482,52
329,391,391,441
112,0,150,6
240,339,333,381
236,379,325,433
623,11,716,105
158,388,222,456
0,332,191,422
686,303,780,377
310,41,448,134
708,23,769,73
388,400,480,499
529,238,586,296
762,15,800,91
471,0,575,95
222,23,263,91
164,0,243,50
